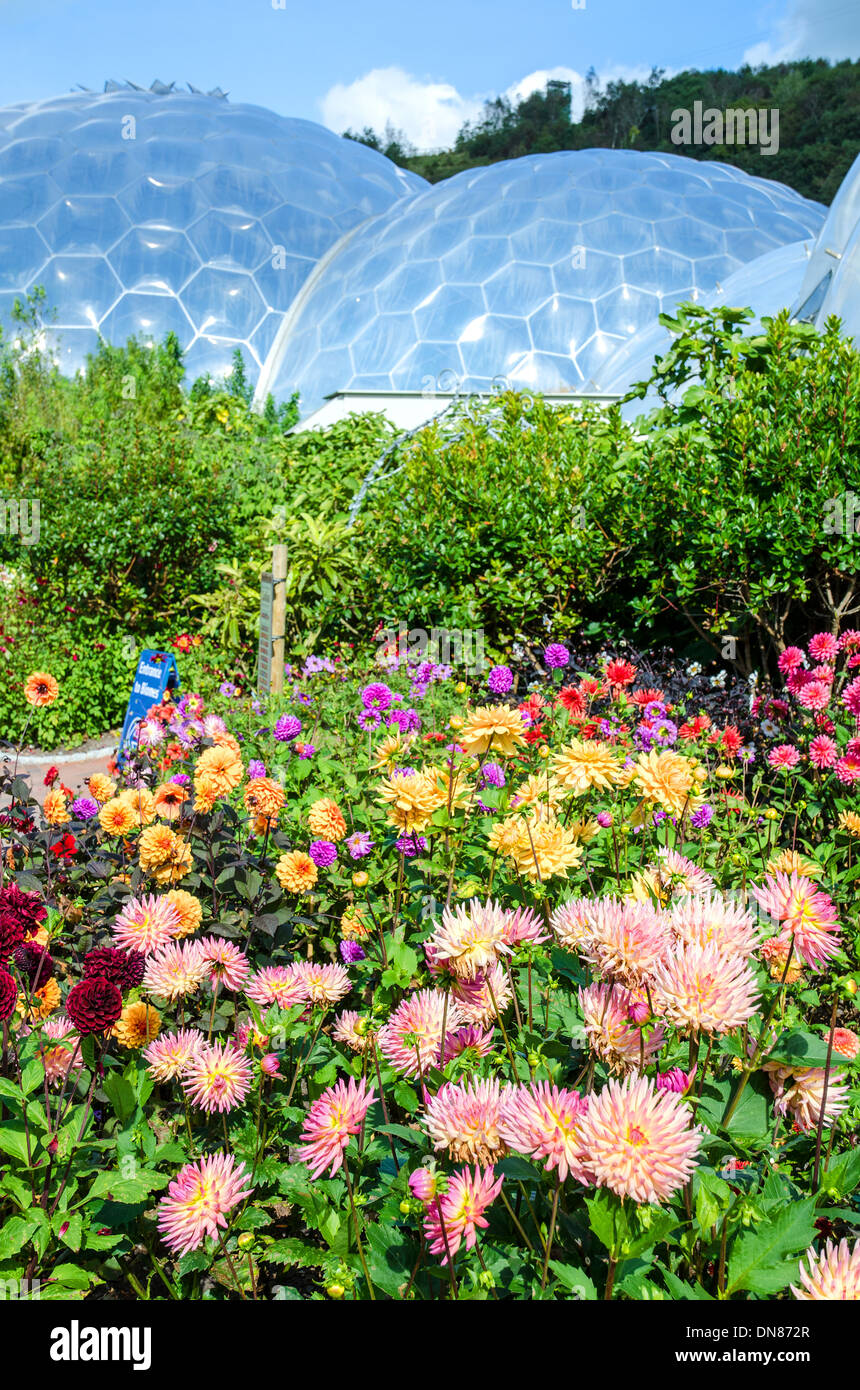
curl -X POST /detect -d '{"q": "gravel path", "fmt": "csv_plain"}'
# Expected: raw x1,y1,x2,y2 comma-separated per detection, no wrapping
2,734,118,806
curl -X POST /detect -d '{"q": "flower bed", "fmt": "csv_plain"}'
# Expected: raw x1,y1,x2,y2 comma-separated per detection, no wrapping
0,636,858,1302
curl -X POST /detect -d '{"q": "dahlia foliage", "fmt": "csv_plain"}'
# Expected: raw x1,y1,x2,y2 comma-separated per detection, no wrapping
0,634,857,1302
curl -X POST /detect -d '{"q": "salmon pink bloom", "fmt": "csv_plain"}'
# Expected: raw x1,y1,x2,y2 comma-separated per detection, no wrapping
578,1074,700,1204
294,961,351,1005
499,1081,592,1182
579,982,664,1073
245,966,309,1009
792,1239,860,1300
751,873,841,970
298,1076,376,1178
423,1077,513,1164
377,989,463,1075
157,1153,253,1256
144,1027,205,1081
650,942,760,1035
112,894,181,956
182,1041,253,1113
766,1065,849,1132
198,937,250,992
423,1166,504,1265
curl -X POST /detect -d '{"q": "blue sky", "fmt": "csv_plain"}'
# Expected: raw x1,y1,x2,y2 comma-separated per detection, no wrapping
1,0,858,148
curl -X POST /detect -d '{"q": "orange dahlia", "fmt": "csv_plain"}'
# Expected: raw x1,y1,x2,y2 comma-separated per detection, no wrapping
163,889,203,939
275,851,318,894
43,789,70,826
88,773,116,803
153,782,190,821
194,745,243,798
307,797,347,842
113,1001,161,1048
244,777,285,820
98,798,137,837
118,786,157,826
24,671,59,707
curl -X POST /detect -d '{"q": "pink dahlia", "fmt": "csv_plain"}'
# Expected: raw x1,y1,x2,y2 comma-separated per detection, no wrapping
499,1081,592,1183
501,905,550,948
651,942,760,1035
423,1077,513,1164
792,1239,860,1300
839,630,860,652
245,965,309,1009
835,752,860,785
578,981,664,1074
443,1023,495,1062
768,744,800,770
377,988,463,1076
808,633,839,663
142,940,207,1001
423,1166,504,1265
579,897,671,988
778,647,805,673
577,1074,700,1204
450,962,513,1027
198,936,250,992
294,961,351,1005
112,893,181,956
428,899,512,980
550,898,593,950
809,735,838,769
796,681,830,712
766,1065,849,1133
298,1075,376,1178
157,1152,253,1256
669,893,760,959
842,675,860,716
144,1027,205,1081
332,1009,370,1053
181,1040,253,1113
751,872,841,971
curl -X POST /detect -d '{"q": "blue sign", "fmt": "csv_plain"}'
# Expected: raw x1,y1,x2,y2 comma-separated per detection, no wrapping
116,649,181,768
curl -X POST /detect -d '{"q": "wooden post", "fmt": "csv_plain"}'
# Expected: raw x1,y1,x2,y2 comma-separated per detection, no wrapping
271,508,287,695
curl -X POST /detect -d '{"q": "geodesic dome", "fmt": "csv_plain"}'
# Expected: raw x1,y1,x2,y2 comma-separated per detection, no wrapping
0,83,425,380
256,148,825,415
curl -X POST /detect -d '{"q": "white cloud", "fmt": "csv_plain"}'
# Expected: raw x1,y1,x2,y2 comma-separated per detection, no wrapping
319,62,671,152
743,0,860,65
320,68,483,151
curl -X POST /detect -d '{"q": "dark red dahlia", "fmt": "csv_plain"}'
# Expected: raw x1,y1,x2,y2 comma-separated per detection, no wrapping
13,943,54,985
65,978,122,1036
83,947,145,990
0,882,47,936
0,909,26,959
0,968,17,1021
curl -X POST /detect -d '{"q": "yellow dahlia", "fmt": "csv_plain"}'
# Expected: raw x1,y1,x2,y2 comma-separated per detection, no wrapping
838,810,860,838
139,825,192,884
487,814,526,857
43,789,69,826
151,838,192,885
99,798,137,837
275,851,318,894
511,772,563,809
768,848,823,879
113,1001,162,1048
633,749,701,817
370,730,412,770
510,813,582,882
307,797,347,842
458,704,526,756
377,768,443,834
88,773,116,804
552,738,621,794
163,889,203,939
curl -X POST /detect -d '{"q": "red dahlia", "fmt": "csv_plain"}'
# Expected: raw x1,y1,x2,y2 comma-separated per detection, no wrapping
0,910,26,959
0,968,17,1021
13,943,54,985
66,978,123,1035
83,947,145,990
0,882,47,936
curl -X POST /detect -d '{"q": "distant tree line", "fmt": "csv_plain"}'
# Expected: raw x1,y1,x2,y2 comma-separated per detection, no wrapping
344,59,860,203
